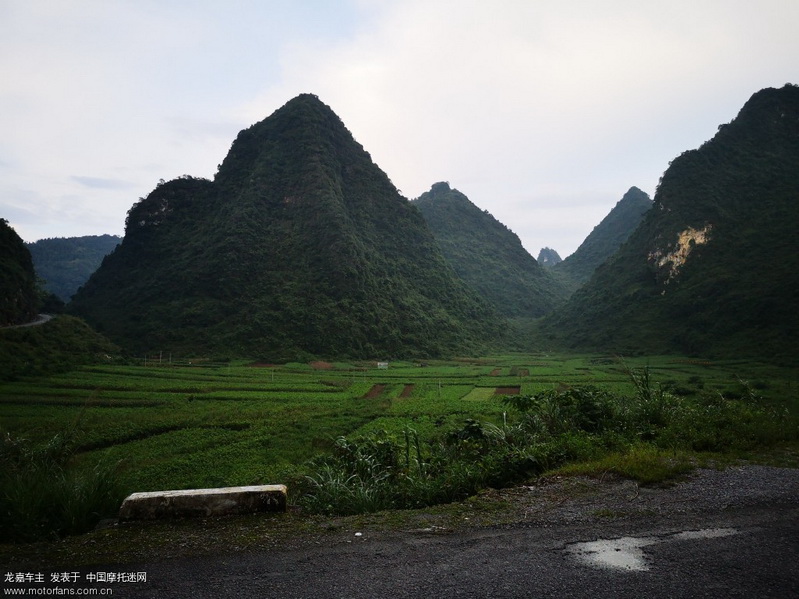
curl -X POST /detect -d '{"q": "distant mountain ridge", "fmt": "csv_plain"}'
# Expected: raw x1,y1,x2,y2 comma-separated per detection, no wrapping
27,235,121,302
69,95,502,359
413,182,568,318
554,187,652,291
542,84,799,358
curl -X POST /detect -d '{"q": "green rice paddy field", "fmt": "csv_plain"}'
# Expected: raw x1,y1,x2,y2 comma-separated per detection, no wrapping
1,353,797,494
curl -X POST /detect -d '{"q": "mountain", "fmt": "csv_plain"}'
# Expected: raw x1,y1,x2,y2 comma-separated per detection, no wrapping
537,247,562,268
27,235,121,302
541,84,799,358
554,187,652,291
69,95,502,360
0,219,38,326
413,182,568,319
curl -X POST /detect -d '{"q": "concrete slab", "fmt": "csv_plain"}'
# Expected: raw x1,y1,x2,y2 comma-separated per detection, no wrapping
118,484,287,521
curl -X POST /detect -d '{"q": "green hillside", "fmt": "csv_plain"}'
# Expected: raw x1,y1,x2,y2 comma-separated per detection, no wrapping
541,84,799,359
0,219,38,326
69,95,502,360
554,187,652,292
27,235,120,302
0,315,120,381
414,182,568,318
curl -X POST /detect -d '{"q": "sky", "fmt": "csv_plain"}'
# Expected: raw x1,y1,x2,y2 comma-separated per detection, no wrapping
1,1,797,258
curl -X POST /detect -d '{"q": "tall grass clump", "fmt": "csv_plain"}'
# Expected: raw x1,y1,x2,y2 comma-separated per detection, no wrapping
298,426,497,515
0,431,125,543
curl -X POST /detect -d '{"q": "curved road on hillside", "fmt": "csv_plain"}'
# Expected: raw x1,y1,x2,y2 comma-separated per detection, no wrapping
1,313,53,329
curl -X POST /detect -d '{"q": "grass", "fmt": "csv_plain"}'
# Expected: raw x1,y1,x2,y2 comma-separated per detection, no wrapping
0,431,125,543
553,446,702,485
0,352,797,543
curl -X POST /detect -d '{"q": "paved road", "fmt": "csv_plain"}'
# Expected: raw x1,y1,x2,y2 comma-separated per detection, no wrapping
6,466,798,598
1,313,53,329
108,502,797,598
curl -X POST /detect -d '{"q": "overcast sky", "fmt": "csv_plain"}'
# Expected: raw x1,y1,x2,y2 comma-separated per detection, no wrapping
2,1,797,257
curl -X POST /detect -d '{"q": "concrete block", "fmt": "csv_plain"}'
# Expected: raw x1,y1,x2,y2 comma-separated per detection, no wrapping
118,484,287,521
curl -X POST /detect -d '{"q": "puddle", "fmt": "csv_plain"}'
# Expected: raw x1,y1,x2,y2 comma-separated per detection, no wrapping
565,528,739,572
566,536,658,571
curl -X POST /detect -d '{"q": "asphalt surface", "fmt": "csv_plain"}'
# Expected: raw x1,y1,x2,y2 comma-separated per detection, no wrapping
109,504,797,598
6,466,798,598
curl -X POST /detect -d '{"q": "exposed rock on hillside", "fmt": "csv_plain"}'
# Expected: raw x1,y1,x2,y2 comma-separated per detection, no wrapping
542,84,799,358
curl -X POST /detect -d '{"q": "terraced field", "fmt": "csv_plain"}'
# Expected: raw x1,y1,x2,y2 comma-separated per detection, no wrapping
2,353,795,494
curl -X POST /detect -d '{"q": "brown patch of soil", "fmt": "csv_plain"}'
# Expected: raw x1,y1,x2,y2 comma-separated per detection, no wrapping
494,386,521,395
310,361,333,370
489,368,502,376
363,384,386,399
399,384,415,398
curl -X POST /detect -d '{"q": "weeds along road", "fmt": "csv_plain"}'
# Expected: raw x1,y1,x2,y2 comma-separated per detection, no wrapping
60,465,799,599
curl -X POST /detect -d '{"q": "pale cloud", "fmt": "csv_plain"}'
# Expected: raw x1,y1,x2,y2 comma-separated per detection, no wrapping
71,176,136,190
265,0,799,255
1,0,797,257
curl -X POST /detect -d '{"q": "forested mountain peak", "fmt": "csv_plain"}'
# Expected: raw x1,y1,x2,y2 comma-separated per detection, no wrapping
69,95,502,359
537,248,562,268
215,93,379,190
413,182,519,242
413,182,568,319
542,84,799,358
553,186,652,291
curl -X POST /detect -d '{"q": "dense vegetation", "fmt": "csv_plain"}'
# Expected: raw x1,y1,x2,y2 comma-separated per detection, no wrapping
1,430,122,543
27,235,120,302
0,219,38,326
414,182,568,318
69,96,502,360
553,187,652,293
2,355,796,541
0,315,120,381
543,85,799,359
